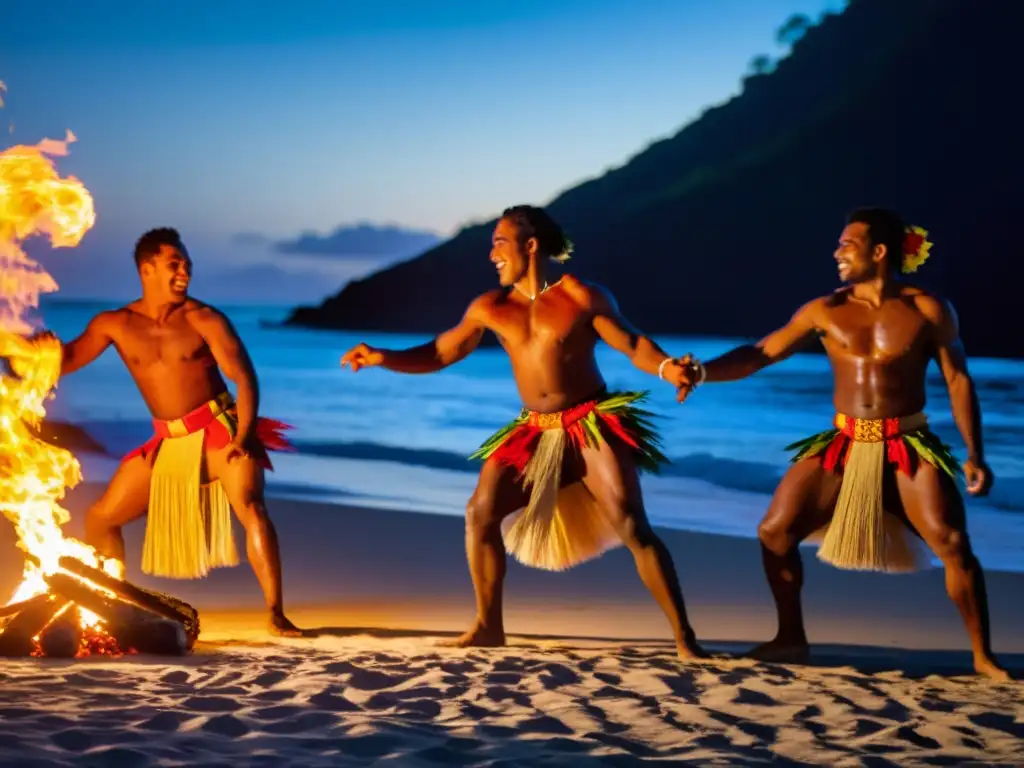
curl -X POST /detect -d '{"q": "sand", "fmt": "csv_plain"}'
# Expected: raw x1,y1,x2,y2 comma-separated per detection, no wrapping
1,483,1022,766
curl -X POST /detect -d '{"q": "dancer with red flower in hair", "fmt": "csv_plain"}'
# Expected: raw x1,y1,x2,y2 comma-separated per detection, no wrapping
675,207,1009,680
341,205,705,660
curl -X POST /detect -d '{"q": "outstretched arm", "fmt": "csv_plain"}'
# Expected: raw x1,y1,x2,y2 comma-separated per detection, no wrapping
58,312,117,376
696,299,822,383
341,299,487,375
192,309,260,445
925,297,988,494
590,286,685,382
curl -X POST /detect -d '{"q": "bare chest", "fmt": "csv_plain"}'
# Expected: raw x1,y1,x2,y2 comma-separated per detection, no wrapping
490,297,590,352
820,302,931,362
115,319,211,369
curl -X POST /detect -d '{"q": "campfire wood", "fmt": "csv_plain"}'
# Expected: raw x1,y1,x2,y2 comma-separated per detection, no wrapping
1,556,200,658
56,556,200,646
0,593,69,657
37,604,81,658
0,594,47,618
44,573,189,656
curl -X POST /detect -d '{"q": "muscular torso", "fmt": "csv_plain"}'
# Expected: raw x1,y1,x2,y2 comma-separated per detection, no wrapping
481,280,606,413
107,301,228,420
815,287,937,419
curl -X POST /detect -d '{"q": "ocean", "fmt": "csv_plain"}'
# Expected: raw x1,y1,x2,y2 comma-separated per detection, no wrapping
36,300,1024,573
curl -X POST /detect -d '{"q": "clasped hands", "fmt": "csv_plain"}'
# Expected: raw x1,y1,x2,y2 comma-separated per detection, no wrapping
660,354,705,403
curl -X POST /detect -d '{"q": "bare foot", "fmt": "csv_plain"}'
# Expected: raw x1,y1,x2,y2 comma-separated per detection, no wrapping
974,654,1013,682
746,638,810,665
269,612,303,638
677,635,711,661
437,623,506,648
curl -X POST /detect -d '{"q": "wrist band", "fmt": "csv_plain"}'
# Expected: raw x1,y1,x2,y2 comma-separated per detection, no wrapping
694,360,707,387
657,357,673,380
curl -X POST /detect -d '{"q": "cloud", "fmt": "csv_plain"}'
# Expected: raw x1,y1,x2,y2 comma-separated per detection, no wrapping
230,232,273,248
193,263,344,305
29,232,347,306
272,223,443,259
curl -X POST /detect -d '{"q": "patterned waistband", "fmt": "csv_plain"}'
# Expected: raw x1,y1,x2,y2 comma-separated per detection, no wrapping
834,412,927,443
522,390,610,430
153,391,234,439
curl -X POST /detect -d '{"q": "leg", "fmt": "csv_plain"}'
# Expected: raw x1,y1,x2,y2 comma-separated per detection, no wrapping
205,446,300,637
579,436,705,660
893,463,1010,680
84,455,154,571
749,459,841,663
439,458,530,647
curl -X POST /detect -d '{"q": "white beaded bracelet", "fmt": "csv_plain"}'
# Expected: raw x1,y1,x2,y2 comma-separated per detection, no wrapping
657,357,674,380
693,359,707,387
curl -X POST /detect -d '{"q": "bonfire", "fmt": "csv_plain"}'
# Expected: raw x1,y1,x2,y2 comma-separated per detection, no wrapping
0,87,199,658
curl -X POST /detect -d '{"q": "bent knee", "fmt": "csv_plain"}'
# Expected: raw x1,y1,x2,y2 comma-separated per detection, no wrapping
757,520,796,556
85,502,118,530
929,527,973,567
614,507,657,548
237,501,272,529
465,494,500,532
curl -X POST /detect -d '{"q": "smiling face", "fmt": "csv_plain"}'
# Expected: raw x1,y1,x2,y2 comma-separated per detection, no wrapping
489,216,537,287
834,222,885,284
140,243,193,303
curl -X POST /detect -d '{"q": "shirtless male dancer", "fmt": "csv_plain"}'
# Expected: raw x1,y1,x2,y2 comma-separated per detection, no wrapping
42,228,300,636
341,205,705,659
676,207,1008,680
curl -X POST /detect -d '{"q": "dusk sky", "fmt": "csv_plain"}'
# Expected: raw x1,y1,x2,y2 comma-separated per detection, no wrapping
2,0,838,304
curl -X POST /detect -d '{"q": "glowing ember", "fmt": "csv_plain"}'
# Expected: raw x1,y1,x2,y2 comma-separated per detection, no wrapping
0,97,122,652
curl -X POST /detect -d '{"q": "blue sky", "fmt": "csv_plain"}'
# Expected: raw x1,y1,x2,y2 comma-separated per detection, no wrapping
1,0,838,303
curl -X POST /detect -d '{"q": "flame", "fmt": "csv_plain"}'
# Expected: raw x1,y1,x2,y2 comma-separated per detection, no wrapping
0,108,118,647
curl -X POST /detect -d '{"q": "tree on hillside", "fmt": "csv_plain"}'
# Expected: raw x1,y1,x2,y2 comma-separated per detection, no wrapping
775,13,812,48
746,54,775,77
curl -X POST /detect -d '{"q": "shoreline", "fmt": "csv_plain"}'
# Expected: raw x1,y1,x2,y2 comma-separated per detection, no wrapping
69,449,1024,578
3,482,1022,657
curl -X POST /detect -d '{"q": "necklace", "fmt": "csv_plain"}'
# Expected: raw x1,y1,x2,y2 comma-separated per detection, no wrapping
514,280,551,301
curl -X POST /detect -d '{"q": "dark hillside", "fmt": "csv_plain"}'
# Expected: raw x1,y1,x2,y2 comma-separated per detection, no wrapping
287,0,1021,358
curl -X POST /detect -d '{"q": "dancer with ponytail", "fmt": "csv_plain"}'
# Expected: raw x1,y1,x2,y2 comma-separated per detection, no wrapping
341,205,705,660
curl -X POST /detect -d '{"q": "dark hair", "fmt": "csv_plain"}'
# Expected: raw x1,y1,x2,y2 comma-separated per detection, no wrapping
134,227,185,270
501,205,572,259
846,207,905,271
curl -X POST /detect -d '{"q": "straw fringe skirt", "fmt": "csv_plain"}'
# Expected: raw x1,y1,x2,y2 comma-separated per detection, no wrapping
141,430,239,580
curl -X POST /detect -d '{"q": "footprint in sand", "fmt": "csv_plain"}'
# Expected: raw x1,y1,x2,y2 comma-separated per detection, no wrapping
137,710,195,732
308,687,361,712
201,714,250,738
182,695,244,713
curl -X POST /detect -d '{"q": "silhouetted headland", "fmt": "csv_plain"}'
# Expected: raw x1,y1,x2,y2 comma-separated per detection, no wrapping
284,0,1021,360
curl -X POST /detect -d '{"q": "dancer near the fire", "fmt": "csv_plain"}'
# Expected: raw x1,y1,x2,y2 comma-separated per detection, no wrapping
675,207,1008,680
46,227,301,636
340,205,705,659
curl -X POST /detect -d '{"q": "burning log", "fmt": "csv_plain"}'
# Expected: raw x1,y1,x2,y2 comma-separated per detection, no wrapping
0,593,69,657
44,573,188,656
37,604,81,658
1,555,200,658
56,556,199,646
0,594,46,618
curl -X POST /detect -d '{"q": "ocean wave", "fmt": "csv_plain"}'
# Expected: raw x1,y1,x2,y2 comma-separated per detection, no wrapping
290,440,1024,514
51,418,1024,515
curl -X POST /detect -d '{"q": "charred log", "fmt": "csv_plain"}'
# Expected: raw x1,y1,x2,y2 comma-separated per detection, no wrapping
0,593,69,657
37,605,81,658
0,595,46,618
45,573,188,656
56,556,200,645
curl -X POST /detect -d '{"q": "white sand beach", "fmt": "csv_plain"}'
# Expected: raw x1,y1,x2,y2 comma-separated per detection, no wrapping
1,483,1022,766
